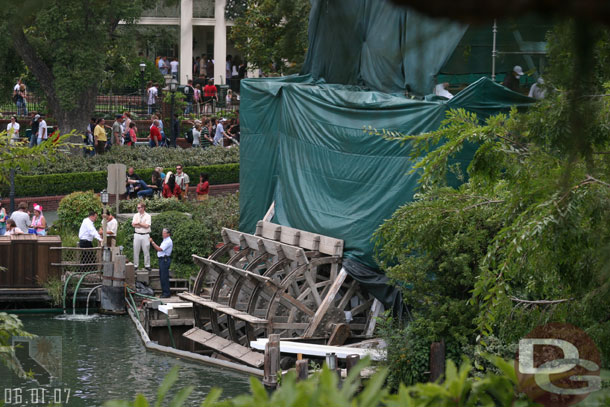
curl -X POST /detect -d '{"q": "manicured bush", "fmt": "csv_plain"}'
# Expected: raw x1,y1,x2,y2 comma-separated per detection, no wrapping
0,163,239,197
57,191,103,232
120,196,190,213
25,145,239,175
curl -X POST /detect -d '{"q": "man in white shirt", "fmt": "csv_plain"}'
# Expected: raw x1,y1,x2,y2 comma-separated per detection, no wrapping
99,210,118,247
150,228,173,298
78,211,102,248
7,116,20,145
132,202,152,271
147,84,158,115
10,201,31,232
528,77,546,100
170,58,179,79
37,115,47,145
213,118,227,146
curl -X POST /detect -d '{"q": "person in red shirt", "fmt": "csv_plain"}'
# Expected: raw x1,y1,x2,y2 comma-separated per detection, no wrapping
196,173,209,201
203,79,217,114
149,119,161,147
126,122,137,147
162,172,182,198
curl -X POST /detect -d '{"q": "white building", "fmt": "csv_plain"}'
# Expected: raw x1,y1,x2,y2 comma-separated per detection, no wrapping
137,0,237,85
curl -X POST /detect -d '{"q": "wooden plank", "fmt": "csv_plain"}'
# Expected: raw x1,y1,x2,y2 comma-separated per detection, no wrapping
223,229,309,264
179,293,268,324
259,221,344,256
183,327,264,367
364,299,383,337
194,256,275,285
250,338,385,361
262,202,275,223
302,268,348,338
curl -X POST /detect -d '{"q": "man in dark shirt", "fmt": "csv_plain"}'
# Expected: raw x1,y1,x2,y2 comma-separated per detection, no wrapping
502,65,524,93
29,113,39,147
126,167,142,199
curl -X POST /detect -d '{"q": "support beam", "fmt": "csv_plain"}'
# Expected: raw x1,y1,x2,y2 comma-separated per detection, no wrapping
214,0,227,85
180,0,194,84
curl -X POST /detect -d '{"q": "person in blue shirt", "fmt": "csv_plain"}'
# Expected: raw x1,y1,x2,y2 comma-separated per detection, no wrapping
150,228,173,298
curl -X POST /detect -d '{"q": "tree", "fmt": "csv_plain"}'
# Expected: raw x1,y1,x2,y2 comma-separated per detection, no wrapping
229,0,310,75
0,0,155,135
373,21,610,383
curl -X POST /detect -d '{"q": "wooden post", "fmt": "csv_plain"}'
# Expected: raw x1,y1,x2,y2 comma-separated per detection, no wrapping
296,359,308,381
263,334,281,391
429,339,445,382
346,354,360,376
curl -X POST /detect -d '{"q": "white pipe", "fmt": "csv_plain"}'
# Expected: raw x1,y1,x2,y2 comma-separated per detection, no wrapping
86,285,103,315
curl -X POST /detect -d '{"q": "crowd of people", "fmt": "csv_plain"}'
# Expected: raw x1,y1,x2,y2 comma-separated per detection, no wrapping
81,108,240,156
125,165,209,201
0,201,47,236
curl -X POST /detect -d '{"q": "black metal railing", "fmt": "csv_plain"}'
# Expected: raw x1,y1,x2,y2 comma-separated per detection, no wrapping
0,91,240,119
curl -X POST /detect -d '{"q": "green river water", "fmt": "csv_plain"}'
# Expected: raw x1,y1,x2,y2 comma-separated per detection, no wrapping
0,314,251,406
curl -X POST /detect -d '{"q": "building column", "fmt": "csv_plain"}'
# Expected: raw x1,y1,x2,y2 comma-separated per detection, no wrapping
179,0,193,84
214,0,227,85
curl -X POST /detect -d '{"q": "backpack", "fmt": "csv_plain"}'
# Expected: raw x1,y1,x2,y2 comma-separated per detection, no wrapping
184,85,193,102
185,128,194,144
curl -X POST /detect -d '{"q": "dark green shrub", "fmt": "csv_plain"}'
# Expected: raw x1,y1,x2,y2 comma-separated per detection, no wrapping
150,211,191,244
120,196,190,213
57,191,103,232
25,145,239,175
0,163,239,197
171,219,215,266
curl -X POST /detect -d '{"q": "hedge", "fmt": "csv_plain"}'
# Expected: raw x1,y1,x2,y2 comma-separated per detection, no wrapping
0,163,239,197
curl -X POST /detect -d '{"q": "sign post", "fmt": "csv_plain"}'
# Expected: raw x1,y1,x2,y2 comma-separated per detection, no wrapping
107,164,127,216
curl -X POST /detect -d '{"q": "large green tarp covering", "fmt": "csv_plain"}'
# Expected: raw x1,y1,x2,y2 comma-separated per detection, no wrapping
302,0,552,94
302,0,467,95
239,77,533,270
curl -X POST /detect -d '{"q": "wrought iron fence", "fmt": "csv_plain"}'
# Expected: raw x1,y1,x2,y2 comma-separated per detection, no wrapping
0,91,240,119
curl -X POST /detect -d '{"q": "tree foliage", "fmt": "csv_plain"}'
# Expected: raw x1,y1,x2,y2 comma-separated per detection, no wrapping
374,21,610,385
230,0,310,74
105,358,540,407
0,0,156,133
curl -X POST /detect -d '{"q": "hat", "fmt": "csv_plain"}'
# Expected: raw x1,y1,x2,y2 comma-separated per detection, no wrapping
116,114,123,119
34,114,40,120
220,117,227,122
513,65,524,78
33,204,43,213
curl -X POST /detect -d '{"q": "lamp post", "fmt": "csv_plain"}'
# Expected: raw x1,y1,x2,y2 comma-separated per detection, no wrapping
139,63,146,110
100,189,109,247
169,78,178,148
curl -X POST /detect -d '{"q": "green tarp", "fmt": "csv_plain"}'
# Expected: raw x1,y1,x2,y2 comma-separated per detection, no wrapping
239,77,533,270
302,0,467,95
302,0,552,93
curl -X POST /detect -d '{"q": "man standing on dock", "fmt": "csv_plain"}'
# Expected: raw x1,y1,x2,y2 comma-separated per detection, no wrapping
150,228,173,298
132,202,151,271
78,211,102,248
